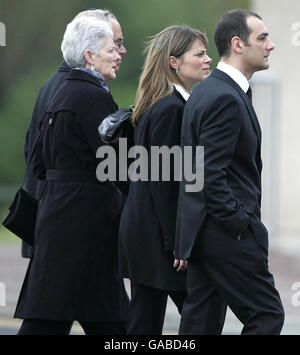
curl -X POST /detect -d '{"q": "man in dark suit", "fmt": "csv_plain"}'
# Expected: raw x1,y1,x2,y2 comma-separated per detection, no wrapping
175,9,285,335
22,9,127,258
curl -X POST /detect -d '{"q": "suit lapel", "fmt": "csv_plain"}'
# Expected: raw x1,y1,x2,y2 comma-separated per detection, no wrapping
211,69,262,148
239,89,262,147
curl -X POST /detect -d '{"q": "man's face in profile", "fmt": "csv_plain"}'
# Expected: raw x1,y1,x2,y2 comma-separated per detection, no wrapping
242,16,275,73
111,18,127,72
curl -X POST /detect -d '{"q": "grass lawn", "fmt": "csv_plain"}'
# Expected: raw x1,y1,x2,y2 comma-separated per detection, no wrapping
0,226,21,245
0,206,22,245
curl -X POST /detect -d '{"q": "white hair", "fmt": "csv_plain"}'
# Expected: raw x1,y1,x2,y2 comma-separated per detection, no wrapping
73,9,116,22
61,17,113,68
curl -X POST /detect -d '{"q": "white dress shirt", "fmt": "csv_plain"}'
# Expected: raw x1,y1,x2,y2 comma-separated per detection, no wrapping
173,83,190,102
217,62,249,93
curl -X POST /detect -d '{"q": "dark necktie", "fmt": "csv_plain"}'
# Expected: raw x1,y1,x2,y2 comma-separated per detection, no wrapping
247,87,252,102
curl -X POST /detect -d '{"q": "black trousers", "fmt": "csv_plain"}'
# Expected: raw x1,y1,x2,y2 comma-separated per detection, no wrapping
127,283,187,335
179,223,285,335
17,319,126,335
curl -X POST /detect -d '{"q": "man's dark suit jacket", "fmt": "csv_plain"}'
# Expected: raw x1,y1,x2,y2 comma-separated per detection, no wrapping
22,61,71,258
175,68,268,260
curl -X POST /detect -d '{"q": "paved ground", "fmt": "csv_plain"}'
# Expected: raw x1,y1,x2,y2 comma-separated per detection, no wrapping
0,243,299,335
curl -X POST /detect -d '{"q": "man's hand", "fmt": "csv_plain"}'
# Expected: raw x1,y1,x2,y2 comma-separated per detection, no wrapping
173,259,188,272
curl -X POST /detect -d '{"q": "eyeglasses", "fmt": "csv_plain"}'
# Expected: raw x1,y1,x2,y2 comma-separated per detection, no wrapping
114,39,125,49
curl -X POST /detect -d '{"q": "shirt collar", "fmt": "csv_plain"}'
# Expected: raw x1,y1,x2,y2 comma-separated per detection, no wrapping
217,62,249,93
173,83,190,102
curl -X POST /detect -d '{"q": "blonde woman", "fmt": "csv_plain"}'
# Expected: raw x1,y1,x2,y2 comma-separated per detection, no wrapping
119,26,225,334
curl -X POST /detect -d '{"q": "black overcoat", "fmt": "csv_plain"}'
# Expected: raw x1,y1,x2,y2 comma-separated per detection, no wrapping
15,70,129,322
119,89,186,292
22,61,72,258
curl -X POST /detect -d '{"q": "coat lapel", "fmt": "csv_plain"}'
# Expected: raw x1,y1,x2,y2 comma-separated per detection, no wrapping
211,69,262,148
172,87,187,104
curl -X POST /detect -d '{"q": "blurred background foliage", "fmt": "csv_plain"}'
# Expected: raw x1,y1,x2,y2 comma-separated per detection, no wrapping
0,0,249,202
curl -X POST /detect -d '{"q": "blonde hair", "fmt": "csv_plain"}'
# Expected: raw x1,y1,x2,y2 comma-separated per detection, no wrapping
132,25,208,125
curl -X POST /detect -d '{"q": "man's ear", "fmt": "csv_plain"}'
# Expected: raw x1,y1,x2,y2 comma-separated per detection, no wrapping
169,56,179,70
84,50,94,65
231,36,244,54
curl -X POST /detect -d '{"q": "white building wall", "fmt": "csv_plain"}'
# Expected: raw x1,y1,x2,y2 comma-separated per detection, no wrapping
252,0,300,251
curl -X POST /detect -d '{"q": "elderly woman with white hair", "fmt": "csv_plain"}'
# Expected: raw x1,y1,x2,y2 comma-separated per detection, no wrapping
14,16,128,335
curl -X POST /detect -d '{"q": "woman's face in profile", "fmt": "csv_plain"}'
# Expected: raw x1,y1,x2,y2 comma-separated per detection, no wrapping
94,36,121,82
178,39,212,91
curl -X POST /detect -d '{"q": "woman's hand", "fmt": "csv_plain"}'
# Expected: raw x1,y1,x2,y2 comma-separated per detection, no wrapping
173,259,188,272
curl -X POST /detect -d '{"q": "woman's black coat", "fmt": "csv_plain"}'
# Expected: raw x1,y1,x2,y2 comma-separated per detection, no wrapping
14,70,129,322
119,89,186,291
22,61,72,259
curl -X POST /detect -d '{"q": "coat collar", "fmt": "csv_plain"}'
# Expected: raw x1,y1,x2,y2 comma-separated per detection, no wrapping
58,60,72,73
66,69,118,109
66,69,106,90
211,68,262,146
173,84,190,102
173,87,187,104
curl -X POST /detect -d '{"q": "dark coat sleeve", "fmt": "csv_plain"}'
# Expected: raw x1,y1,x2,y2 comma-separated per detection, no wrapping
149,101,183,252
81,91,117,155
200,93,250,237
24,91,44,164
31,116,48,180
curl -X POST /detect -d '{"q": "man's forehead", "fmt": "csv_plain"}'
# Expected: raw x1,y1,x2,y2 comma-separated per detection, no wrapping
110,18,123,39
247,16,268,37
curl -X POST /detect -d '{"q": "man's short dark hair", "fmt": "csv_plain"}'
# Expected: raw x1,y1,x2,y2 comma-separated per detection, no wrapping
214,9,262,58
